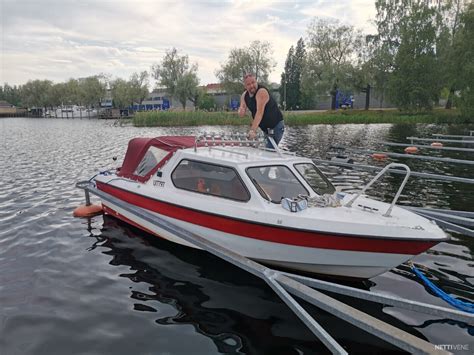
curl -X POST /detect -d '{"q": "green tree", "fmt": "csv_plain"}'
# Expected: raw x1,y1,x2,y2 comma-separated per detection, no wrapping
280,45,294,110
452,2,474,116
196,88,216,110
216,41,276,94
388,2,441,110
111,78,132,109
176,71,200,109
152,48,199,109
63,79,81,105
1,84,23,106
304,19,363,109
21,80,53,109
49,83,67,109
437,0,467,109
128,71,149,106
361,39,392,107
367,0,414,108
300,59,320,109
292,38,306,110
79,76,107,108
281,38,306,110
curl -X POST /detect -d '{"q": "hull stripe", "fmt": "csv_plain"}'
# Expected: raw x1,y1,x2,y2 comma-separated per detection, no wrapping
97,182,438,254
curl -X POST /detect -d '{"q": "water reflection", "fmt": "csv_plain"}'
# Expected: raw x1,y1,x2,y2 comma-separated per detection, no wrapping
1,118,473,354
93,215,429,354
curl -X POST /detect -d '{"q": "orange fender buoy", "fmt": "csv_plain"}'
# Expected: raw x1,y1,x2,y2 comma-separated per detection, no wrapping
371,153,388,161
73,204,103,218
404,146,419,154
431,142,443,147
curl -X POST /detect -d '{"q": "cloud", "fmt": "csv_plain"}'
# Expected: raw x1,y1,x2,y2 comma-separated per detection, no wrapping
1,0,376,86
299,0,376,32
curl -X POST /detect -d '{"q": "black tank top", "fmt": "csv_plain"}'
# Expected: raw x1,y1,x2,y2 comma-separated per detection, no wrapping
244,85,283,131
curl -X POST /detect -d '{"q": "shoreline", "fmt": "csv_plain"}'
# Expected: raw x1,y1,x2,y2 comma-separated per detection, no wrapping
132,109,472,127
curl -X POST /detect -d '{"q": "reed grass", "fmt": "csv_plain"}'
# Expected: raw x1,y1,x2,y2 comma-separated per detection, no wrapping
133,108,471,127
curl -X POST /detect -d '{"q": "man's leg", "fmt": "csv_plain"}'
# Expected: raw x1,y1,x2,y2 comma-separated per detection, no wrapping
272,120,285,145
265,121,285,149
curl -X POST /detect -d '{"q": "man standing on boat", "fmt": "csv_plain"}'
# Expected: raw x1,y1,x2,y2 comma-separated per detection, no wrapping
238,73,285,147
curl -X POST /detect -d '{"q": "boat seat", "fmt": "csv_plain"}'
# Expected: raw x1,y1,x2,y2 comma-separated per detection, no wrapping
210,183,222,195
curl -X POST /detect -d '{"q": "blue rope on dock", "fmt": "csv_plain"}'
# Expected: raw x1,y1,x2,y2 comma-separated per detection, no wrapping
411,264,474,314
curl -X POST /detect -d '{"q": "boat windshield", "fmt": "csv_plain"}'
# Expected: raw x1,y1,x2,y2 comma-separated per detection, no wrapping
134,146,169,177
246,165,309,203
294,163,335,195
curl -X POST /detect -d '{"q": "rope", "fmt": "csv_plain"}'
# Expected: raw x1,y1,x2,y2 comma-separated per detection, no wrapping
410,263,474,314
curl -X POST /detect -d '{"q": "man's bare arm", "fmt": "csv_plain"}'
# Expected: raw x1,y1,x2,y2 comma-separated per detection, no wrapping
250,89,269,131
238,92,247,117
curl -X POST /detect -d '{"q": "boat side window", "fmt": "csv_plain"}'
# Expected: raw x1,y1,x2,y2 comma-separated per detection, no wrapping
294,163,335,195
171,160,250,202
134,146,169,177
246,165,309,203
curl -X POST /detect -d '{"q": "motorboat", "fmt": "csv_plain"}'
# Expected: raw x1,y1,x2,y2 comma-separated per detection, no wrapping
90,134,448,279
44,105,98,118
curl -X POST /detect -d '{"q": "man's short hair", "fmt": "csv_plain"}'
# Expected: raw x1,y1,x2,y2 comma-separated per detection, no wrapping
243,73,255,81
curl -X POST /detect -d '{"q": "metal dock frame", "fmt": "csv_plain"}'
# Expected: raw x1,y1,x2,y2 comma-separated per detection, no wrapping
313,158,474,184
78,185,474,355
407,136,474,145
380,141,474,153
365,150,474,165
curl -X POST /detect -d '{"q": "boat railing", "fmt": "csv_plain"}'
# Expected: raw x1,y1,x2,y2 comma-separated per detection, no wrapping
345,163,411,217
194,132,294,158
195,132,265,151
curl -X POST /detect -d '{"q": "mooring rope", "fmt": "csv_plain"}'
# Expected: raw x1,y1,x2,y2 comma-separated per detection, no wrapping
410,263,474,314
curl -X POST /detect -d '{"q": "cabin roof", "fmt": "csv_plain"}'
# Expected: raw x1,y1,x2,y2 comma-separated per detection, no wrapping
180,146,310,166
118,136,198,181
117,136,310,182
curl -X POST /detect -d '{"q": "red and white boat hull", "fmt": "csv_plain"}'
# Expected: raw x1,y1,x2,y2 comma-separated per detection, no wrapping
99,185,440,279
90,136,447,279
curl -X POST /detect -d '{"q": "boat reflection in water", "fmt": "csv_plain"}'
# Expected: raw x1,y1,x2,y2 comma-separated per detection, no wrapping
89,215,428,354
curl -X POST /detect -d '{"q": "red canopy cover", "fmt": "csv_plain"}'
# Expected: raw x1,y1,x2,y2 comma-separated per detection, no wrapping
117,136,198,181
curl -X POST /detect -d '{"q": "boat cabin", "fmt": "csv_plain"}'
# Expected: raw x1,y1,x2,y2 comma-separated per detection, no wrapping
117,136,335,204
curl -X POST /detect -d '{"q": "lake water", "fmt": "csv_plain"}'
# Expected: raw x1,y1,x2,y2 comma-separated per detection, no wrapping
1,117,473,354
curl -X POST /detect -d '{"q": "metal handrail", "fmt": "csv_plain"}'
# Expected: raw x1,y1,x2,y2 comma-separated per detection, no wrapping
345,163,411,217
193,132,295,158
267,136,283,157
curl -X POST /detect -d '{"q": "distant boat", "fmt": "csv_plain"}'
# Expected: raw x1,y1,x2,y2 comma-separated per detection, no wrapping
44,105,98,118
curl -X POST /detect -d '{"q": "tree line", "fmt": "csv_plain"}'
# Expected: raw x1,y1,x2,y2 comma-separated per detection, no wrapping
1,0,472,115
280,0,473,115
0,74,149,112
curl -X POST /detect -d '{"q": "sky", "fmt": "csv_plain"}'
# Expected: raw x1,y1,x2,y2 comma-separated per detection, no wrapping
0,0,377,88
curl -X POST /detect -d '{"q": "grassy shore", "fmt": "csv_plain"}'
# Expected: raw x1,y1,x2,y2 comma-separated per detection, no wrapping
132,108,472,127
